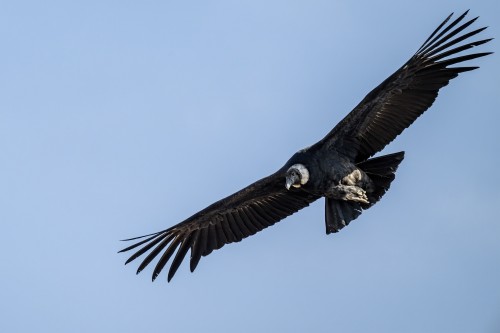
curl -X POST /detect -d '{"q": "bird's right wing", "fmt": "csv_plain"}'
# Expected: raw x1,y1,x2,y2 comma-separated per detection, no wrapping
119,171,320,282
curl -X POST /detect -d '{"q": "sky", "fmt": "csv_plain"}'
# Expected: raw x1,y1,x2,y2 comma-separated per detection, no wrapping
1,1,499,332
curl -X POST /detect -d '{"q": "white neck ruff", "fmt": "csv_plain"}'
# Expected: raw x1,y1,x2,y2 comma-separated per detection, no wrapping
289,164,309,187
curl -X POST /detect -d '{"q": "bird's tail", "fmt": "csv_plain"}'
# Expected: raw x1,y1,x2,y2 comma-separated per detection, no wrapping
358,151,405,205
325,151,405,234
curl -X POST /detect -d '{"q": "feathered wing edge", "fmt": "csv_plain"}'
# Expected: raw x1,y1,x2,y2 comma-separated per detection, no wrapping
119,173,320,282
321,10,492,162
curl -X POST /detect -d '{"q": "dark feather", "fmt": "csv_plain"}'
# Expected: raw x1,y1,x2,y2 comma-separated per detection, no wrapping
152,235,182,281
190,228,205,272
168,233,195,282
136,234,176,274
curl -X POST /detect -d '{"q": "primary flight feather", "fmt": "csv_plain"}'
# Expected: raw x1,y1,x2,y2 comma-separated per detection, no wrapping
120,11,492,282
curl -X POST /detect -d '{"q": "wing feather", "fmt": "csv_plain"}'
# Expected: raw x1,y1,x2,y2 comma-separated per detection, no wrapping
137,233,175,274
168,233,195,282
190,228,207,272
220,215,238,242
152,234,182,281
124,233,166,266
226,212,245,241
205,224,218,254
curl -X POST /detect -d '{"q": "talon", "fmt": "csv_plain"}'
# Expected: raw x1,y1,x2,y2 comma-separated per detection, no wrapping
345,190,369,204
329,184,370,204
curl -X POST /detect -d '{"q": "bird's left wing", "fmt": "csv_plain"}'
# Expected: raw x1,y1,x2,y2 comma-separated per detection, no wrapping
320,11,492,162
119,171,320,282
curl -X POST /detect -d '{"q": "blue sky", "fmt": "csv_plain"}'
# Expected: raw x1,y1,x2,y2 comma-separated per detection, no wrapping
1,1,499,332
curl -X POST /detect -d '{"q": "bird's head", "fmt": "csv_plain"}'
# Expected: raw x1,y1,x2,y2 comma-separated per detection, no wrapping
285,164,309,190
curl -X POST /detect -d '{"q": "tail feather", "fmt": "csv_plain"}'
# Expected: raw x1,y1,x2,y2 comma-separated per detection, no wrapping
357,151,405,207
325,199,362,234
324,151,405,234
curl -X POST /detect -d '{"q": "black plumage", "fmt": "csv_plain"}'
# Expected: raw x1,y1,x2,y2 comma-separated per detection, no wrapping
120,11,492,282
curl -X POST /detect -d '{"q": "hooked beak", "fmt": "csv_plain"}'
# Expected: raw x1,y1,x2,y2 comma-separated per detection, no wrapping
285,174,300,190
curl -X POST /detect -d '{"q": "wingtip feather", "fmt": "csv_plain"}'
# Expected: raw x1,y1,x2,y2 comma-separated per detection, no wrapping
120,232,157,242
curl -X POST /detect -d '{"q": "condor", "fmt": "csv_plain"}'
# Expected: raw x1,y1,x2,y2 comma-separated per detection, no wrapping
120,11,492,282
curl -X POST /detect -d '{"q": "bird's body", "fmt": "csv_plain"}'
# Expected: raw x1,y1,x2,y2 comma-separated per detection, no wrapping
120,11,492,282
284,146,365,201
285,145,349,194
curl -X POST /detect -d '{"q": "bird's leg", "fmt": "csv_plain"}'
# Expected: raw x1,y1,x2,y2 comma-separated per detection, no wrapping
328,169,369,204
328,184,369,204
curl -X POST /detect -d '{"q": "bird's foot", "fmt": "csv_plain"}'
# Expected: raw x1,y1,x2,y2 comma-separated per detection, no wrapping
329,184,369,204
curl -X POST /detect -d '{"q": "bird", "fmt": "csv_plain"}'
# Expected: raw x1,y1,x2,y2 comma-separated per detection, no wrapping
119,11,492,282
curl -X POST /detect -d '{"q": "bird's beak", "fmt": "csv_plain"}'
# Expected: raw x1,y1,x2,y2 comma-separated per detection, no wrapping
285,174,299,190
